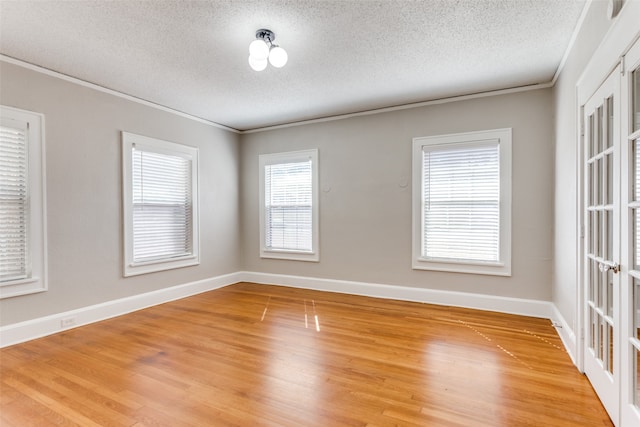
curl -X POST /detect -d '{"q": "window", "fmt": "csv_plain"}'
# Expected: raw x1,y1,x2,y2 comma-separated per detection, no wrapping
259,149,319,261
412,128,511,276
122,132,199,276
0,106,47,298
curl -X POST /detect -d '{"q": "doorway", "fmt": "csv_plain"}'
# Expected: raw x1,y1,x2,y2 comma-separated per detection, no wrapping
581,37,640,427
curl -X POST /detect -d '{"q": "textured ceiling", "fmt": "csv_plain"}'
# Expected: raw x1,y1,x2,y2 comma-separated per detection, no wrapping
0,0,586,131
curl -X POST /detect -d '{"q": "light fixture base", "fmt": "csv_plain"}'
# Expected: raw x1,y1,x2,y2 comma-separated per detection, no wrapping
255,29,275,44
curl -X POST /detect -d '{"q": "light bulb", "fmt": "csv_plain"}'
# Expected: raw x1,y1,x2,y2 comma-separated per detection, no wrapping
248,55,267,71
249,39,269,60
268,46,288,68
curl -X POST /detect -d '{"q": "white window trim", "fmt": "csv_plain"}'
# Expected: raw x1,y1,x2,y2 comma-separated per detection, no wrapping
259,149,319,262
122,132,200,276
0,106,48,298
412,128,512,276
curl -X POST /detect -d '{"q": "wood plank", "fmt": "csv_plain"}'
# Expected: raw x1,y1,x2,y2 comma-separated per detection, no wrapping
0,282,612,426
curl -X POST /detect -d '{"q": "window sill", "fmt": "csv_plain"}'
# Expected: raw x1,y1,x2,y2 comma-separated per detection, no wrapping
413,258,511,276
261,249,319,262
130,254,196,268
0,276,47,299
1,276,39,287
124,256,200,277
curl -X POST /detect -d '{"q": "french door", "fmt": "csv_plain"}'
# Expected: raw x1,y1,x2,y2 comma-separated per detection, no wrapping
583,37,640,427
620,38,640,427
583,66,621,424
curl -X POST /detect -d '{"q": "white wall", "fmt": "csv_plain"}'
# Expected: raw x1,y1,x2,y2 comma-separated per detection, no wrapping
241,89,554,301
552,0,613,339
0,61,241,326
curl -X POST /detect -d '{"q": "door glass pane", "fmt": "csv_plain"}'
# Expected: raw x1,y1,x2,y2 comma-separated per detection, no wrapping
635,139,640,202
608,323,613,374
595,158,602,205
597,106,603,153
635,140,640,270
633,68,640,132
635,347,640,407
587,211,596,255
635,280,640,407
598,269,604,309
599,314,604,360
635,278,640,340
607,269,613,316
598,211,607,259
606,210,613,259
590,114,596,157
595,210,602,258
591,161,596,205
636,277,640,407
635,208,640,270
607,154,613,205
590,309,597,350
590,260,597,301
606,97,613,149
587,163,595,206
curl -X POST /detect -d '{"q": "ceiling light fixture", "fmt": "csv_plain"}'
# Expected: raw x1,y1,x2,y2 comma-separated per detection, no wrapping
248,29,288,71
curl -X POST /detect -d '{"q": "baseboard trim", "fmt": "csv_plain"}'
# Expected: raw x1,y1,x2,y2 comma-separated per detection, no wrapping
551,304,578,366
0,272,241,348
237,271,553,319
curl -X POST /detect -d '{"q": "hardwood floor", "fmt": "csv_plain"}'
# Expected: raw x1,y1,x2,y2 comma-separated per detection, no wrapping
1,282,612,426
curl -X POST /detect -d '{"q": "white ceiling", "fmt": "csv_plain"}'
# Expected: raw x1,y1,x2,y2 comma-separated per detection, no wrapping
0,0,586,131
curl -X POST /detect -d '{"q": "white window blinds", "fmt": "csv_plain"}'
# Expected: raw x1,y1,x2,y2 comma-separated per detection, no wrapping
265,160,313,252
0,120,29,282
132,146,193,263
422,141,500,263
